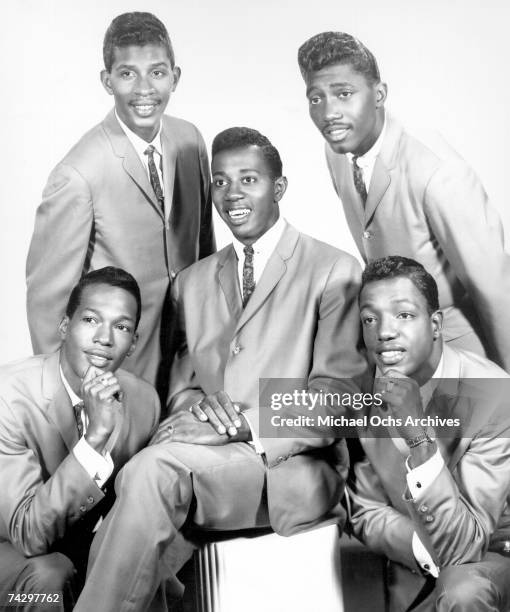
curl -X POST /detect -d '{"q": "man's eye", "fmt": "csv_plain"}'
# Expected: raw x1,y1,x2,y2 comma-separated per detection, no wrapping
309,96,322,105
213,179,227,187
397,312,414,320
242,176,256,184
362,316,376,325
82,316,97,324
152,70,166,78
120,71,134,79
338,91,353,99
116,324,132,333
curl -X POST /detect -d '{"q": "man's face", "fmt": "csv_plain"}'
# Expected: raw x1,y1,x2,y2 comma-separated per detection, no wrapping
101,44,180,142
304,62,386,156
212,145,287,245
359,277,442,384
59,283,138,393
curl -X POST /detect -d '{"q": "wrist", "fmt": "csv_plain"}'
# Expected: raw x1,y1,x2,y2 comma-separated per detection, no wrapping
409,440,437,469
84,429,110,453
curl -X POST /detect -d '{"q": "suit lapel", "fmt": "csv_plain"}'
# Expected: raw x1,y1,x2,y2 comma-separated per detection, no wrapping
235,225,299,334
103,110,164,221
218,246,243,320
161,123,177,220
43,352,80,452
364,115,403,224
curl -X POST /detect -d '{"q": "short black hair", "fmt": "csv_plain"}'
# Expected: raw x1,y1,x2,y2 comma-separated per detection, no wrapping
211,127,283,178
103,12,175,72
65,267,142,330
298,32,380,84
361,256,439,314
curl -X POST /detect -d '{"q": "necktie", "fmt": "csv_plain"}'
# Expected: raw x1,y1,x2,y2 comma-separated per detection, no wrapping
242,246,255,307
144,145,165,212
352,156,368,206
74,402,84,438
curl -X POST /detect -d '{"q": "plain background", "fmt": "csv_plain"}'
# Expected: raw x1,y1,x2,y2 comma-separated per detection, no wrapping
2,0,509,365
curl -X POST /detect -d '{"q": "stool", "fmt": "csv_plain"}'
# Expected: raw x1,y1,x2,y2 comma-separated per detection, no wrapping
194,524,343,612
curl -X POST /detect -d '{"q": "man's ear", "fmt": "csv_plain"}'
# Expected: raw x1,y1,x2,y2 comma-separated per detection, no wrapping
59,316,69,341
431,310,444,340
127,332,139,357
274,176,288,203
171,66,181,92
375,81,388,108
100,70,114,95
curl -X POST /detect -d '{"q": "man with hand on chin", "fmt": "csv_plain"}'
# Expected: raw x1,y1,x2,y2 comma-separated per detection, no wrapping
0,267,159,610
74,127,365,612
349,255,510,611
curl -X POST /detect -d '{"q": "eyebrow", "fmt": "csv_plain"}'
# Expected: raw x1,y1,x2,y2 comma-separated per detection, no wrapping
360,298,417,310
306,81,354,96
80,307,135,322
212,168,261,175
115,61,169,70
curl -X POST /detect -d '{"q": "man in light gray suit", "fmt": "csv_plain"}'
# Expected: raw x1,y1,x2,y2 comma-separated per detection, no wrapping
298,31,510,372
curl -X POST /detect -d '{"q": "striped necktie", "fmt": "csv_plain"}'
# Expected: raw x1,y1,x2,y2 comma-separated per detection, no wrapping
144,145,165,212
352,156,368,206
242,246,255,307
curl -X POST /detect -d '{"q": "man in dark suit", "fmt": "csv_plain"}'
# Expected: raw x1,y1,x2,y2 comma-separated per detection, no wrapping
298,31,510,372
0,267,160,610
26,12,215,391
349,256,510,611
74,127,366,611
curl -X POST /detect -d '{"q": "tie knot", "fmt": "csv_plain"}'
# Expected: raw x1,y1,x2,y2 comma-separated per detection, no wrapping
243,245,254,256
352,155,360,166
144,145,156,156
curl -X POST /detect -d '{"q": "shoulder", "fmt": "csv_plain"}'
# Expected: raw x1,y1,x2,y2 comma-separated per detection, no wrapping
294,230,361,275
117,369,159,399
455,348,509,379
162,114,206,146
0,355,46,390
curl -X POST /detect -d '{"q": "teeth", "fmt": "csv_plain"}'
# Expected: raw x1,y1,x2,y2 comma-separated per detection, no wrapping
134,104,156,115
381,351,403,359
228,208,250,219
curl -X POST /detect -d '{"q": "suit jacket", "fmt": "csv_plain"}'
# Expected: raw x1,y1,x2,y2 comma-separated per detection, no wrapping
326,114,510,371
168,222,367,535
26,110,215,386
349,345,510,610
0,351,160,558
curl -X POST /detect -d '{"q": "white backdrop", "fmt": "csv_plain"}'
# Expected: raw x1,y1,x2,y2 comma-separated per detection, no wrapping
2,0,509,364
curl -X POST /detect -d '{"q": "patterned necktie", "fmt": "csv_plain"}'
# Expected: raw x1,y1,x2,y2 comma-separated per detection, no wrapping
242,246,255,307
144,145,165,212
74,402,84,438
352,156,368,206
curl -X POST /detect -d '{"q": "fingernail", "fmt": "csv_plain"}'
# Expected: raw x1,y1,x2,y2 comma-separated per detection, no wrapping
234,419,242,428
218,425,226,434
228,426,238,436
233,403,240,413
199,414,208,421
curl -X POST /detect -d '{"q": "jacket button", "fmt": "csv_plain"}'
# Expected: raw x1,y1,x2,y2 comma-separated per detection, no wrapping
419,504,428,513
79,505,87,513
276,456,285,464
87,496,94,504
232,345,241,355
425,515,434,523
423,563,430,570
362,230,372,239
170,270,177,281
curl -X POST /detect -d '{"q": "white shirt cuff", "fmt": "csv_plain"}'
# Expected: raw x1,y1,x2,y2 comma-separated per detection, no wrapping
241,413,265,455
412,531,439,577
73,437,114,488
406,447,444,499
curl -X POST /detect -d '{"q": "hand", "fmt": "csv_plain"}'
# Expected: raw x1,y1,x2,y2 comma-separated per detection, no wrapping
81,366,123,453
374,370,436,466
189,391,244,437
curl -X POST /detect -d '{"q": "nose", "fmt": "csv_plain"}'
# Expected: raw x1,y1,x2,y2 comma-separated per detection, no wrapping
225,181,244,202
135,73,155,95
93,323,113,346
323,96,343,122
377,314,398,341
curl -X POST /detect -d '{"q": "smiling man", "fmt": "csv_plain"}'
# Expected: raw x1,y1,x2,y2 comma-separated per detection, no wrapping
298,32,510,373
0,267,160,610
26,12,215,394
349,256,510,611
73,127,366,612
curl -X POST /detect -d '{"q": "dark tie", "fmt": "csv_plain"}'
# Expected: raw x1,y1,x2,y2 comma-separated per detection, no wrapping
242,246,255,307
74,402,84,438
144,145,165,211
352,156,368,206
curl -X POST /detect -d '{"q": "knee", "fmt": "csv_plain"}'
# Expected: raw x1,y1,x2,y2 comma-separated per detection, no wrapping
435,565,495,611
21,553,76,592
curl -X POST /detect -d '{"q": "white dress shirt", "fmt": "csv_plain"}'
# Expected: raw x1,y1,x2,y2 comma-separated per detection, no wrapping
60,367,113,488
346,117,387,191
115,110,165,201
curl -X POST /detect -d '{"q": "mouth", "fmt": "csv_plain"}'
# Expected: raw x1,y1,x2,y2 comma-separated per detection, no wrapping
323,124,351,142
84,350,113,369
376,349,406,367
130,101,160,117
227,208,251,224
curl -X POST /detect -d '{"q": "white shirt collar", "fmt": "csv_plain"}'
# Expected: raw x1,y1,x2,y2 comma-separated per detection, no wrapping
232,216,286,263
347,116,387,169
59,365,82,407
115,110,163,158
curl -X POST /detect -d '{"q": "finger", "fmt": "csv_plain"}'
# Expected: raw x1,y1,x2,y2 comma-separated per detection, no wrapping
217,391,242,429
98,383,122,402
189,401,208,422
208,395,238,436
199,398,227,435
382,369,408,380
